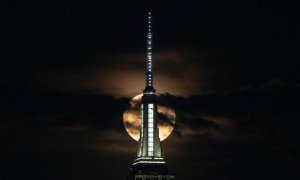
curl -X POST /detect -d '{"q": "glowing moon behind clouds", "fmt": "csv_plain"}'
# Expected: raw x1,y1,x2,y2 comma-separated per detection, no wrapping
123,94,176,141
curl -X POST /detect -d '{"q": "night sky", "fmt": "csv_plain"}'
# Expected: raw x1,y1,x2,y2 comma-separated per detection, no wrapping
1,1,299,180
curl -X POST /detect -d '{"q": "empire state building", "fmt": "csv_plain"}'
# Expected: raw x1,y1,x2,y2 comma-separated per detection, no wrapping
126,11,175,180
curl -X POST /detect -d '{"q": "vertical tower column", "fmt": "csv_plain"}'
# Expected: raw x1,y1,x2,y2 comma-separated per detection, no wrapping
144,11,155,93
146,11,153,88
135,10,163,161
127,10,175,180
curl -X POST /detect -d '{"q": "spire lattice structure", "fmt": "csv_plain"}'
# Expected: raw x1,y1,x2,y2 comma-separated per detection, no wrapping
126,10,175,180
144,11,155,93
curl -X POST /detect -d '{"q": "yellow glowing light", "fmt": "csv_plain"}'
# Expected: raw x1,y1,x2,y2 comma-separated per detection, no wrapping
123,94,176,141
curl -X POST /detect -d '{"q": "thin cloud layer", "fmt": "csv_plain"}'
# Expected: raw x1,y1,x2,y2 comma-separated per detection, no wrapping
20,48,238,97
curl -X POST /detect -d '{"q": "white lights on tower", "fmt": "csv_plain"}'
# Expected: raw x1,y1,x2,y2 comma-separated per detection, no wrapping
128,11,175,180
141,104,144,139
148,103,154,156
145,9,153,88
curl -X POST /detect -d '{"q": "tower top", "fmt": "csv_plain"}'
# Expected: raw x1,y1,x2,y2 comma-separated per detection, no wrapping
144,10,156,94
148,10,152,31
126,10,175,180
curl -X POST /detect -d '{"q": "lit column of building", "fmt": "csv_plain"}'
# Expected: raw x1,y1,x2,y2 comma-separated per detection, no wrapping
126,10,175,180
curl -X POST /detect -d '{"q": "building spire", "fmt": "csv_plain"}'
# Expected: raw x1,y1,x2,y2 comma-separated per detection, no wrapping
144,10,155,93
126,10,175,180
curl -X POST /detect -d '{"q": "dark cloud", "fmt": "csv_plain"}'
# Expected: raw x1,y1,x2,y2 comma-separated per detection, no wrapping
0,83,135,180
0,82,129,129
1,80,299,179
161,80,300,179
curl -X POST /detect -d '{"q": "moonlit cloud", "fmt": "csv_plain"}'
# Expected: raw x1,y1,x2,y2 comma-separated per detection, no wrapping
23,49,212,97
123,94,176,141
87,130,136,154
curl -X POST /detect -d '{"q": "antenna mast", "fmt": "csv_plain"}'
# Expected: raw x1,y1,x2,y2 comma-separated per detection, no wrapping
144,10,155,93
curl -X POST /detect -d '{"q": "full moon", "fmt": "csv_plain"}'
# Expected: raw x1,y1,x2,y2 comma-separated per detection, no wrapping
123,94,176,141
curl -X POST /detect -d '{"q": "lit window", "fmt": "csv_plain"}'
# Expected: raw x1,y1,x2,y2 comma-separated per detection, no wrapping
148,104,154,156
141,104,144,139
